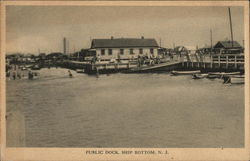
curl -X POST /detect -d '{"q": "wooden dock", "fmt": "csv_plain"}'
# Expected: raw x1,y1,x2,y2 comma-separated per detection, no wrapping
122,60,182,73
59,54,244,74
182,54,244,72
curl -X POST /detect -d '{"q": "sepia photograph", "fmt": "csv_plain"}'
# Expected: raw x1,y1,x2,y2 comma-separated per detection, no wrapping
1,1,249,161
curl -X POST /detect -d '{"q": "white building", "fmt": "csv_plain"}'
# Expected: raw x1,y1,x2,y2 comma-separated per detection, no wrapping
91,37,159,61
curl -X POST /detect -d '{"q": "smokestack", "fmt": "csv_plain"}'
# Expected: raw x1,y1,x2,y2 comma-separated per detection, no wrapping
228,7,234,47
63,37,66,54
210,29,213,49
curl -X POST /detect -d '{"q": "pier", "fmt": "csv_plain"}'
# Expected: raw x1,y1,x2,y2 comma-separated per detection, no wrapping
62,54,244,74
182,54,244,72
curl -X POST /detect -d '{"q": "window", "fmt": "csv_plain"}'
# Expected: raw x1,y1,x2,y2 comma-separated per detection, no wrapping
120,49,124,55
130,49,134,55
150,48,154,54
108,49,112,55
101,49,105,55
139,48,143,54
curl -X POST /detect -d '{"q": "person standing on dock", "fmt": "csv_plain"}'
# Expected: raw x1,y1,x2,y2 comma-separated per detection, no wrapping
91,56,97,65
138,55,141,67
170,53,174,60
117,53,121,63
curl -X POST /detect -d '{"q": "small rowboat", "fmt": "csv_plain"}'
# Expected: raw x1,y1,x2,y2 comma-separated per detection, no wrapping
223,75,244,84
192,73,208,79
230,76,244,84
171,70,201,75
75,69,85,73
207,74,220,79
207,72,241,79
208,72,241,76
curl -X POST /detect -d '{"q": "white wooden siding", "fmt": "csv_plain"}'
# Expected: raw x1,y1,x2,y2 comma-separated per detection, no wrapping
96,48,158,60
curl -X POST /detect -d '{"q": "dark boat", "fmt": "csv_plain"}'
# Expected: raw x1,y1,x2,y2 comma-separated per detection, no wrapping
207,72,241,79
171,70,201,75
192,73,208,79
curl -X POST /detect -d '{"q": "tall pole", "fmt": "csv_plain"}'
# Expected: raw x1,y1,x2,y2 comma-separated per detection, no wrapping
210,29,213,49
159,38,161,48
228,7,234,47
63,37,66,54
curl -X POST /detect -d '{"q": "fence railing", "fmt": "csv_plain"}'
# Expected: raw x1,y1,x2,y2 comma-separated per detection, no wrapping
186,54,244,63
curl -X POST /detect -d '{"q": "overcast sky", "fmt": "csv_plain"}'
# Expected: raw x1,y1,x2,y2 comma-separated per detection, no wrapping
6,6,244,54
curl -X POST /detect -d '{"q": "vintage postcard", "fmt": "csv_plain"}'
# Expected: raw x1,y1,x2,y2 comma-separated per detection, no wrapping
0,1,249,161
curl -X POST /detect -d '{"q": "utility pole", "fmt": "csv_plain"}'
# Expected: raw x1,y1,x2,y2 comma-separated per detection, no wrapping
159,38,162,48
210,29,213,49
228,7,234,47
63,37,66,54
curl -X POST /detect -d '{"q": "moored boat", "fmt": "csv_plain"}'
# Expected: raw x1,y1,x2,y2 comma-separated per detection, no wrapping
171,70,201,75
208,71,241,76
207,72,241,79
222,75,244,84
75,69,85,73
230,76,244,84
207,74,221,79
192,73,208,79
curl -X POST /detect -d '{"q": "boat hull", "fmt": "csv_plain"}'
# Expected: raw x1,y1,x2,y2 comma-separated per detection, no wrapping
223,75,244,84
171,70,201,75
192,73,208,79
230,76,245,84
207,72,241,79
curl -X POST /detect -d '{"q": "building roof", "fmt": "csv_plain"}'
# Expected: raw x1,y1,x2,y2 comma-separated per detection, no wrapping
184,46,197,51
214,41,242,49
91,38,159,48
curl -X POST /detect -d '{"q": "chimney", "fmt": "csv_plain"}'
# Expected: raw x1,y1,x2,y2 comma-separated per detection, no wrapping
111,36,114,40
141,36,144,39
63,37,66,54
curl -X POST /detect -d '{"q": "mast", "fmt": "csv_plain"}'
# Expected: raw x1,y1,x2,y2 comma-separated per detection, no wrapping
228,7,234,47
63,37,66,54
210,29,213,49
